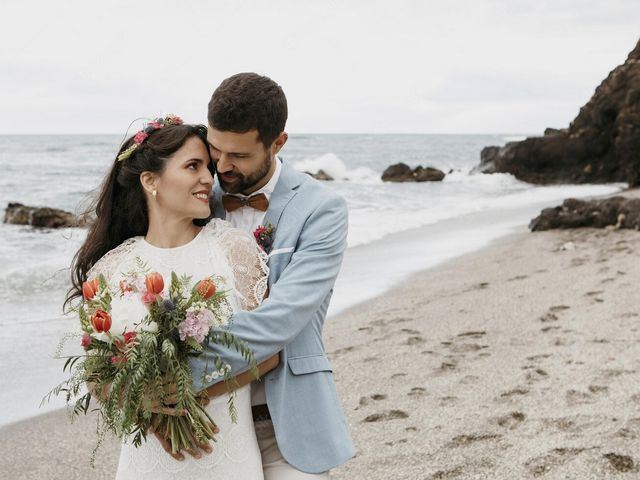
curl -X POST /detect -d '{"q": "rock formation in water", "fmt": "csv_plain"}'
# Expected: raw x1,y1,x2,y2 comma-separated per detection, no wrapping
477,39,640,187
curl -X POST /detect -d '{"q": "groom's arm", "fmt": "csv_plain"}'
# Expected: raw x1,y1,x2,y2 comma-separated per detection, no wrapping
192,193,348,390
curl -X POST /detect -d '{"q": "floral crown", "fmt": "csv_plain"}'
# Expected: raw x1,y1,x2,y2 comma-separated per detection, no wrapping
116,114,184,162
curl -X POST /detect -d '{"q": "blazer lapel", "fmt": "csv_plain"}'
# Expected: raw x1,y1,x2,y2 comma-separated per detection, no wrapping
263,160,303,231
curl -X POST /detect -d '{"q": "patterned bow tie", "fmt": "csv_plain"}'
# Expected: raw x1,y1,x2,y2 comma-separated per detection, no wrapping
222,193,269,212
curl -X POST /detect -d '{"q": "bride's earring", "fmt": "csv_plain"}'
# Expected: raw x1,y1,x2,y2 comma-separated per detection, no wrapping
152,190,157,198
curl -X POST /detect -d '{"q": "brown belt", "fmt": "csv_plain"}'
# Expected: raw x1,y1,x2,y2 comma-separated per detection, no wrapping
252,404,271,422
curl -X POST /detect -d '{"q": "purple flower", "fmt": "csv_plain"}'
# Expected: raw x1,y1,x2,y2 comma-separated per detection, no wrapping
162,299,176,311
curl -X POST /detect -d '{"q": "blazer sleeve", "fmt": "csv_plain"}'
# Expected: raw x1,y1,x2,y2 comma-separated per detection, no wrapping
192,193,348,390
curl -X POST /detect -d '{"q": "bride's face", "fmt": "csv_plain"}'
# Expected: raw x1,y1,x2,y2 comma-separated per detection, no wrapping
149,136,214,220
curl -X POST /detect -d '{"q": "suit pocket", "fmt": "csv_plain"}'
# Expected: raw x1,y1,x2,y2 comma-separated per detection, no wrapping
287,354,333,375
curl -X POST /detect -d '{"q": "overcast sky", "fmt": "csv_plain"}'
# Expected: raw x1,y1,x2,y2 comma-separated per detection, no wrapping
1,0,639,134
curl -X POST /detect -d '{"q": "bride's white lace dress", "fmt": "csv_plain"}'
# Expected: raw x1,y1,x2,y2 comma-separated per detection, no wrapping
86,219,268,480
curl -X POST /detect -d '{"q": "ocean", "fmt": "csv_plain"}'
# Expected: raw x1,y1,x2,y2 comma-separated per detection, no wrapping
0,133,623,427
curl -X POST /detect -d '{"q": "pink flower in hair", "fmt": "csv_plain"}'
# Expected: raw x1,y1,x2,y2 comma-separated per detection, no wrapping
148,121,162,129
133,131,149,144
166,114,183,125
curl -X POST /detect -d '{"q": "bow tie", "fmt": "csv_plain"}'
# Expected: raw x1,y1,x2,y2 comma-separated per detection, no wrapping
222,193,269,212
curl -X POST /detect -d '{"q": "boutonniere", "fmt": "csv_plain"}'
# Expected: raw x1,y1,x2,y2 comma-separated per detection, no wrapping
253,224,275,252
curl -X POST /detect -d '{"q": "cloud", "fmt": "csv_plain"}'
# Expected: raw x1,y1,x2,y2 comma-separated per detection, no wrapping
0,0,638,133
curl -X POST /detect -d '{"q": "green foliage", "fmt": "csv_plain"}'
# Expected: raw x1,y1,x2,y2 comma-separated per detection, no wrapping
47,267,257,466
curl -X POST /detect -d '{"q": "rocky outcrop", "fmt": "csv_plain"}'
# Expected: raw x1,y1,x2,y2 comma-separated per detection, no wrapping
306,169,334,181
476,39,640,187
382,163,446,182
529,197,640,231
3,202,83,228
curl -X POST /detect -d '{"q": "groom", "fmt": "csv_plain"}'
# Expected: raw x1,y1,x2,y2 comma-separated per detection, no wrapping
197,73,354,478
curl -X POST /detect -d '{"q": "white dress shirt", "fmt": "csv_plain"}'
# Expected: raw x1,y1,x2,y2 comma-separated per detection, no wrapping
224,157,282,406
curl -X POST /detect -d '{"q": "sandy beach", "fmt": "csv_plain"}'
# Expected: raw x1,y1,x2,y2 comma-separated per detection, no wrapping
2,204,639,479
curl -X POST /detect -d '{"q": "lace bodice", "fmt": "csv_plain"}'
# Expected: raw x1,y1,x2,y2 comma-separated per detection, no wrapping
87,219,268,311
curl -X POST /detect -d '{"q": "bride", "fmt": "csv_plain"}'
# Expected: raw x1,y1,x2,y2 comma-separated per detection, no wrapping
67,115,271,479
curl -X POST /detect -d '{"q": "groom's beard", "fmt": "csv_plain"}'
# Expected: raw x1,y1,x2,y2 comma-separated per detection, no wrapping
217,152,272,195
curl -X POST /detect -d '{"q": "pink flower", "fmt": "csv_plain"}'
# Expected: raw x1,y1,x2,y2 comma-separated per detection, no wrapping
141,291,157,305
253,226,266,240
166,114,183,125
177,308,214,344
133,131,149,144
81,333,92,349
148,121,162,129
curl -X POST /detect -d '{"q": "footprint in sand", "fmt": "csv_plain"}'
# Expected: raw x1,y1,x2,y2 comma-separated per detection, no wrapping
526,353,553,361
539,312,559,323
358,393,388,407
357,326,374,333
401,328,421,335
330,345,356,356
450,343,487,353
565,389,594,406
406,336,425,345
603,453,636,473
429,465,466,479
601,368,636,378
524,448,587,477
525,368,549,383
553,337,575,347
508,275,528,281
457,331,487,339
408,387,427,397
493,411,526,429
588,385,609,394
549,305,571,312
438,360,458,372
541,326,561,333
362,410,409,423
391,372,408,379
498,388,529,399
446,433,502,448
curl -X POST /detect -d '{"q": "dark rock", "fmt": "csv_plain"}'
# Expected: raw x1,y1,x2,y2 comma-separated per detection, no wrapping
476,39,640,186
529,196,640,231
544,127,568,136
4,202,83,228
382,163,445,182
305,169,334,181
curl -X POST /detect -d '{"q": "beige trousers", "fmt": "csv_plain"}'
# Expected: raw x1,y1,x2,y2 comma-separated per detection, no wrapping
255,420,330,480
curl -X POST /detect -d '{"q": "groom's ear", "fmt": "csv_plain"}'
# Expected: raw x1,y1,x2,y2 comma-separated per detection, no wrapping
270,132,288,156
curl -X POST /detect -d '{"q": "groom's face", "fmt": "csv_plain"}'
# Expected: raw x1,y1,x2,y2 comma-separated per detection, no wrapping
206,128,274,195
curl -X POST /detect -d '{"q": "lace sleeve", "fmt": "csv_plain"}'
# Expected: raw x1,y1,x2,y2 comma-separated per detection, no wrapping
86,237,138,283
212,220,269,311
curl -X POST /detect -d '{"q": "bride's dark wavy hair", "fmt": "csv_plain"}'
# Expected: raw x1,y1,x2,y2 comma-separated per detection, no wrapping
65,123,211,307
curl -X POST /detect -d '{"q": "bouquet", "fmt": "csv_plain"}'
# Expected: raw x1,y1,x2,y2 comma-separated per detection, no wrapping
44,257,256,465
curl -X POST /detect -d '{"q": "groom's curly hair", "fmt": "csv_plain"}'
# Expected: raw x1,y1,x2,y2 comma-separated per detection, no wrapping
208,73,288,148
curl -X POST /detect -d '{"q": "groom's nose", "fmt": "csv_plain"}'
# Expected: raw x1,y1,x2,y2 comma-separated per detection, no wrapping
216,153,233,173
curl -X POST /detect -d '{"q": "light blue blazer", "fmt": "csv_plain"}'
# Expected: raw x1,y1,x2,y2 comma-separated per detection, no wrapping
191,160,356,474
